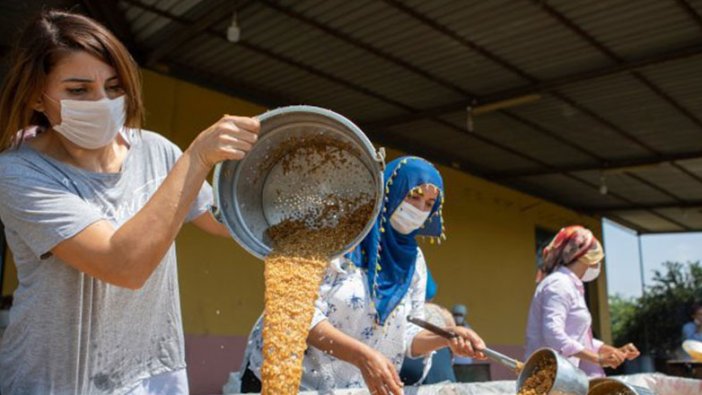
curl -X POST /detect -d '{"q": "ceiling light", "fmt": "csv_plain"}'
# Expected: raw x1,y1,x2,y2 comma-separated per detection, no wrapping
599,173,608,195
227,12,240,43
466,105,474,133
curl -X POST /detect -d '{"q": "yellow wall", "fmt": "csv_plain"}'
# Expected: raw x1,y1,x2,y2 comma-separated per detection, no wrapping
1,69,611,346
402,155,611,344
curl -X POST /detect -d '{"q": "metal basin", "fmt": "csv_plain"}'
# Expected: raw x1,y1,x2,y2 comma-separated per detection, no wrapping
517,348,589,395
212,105,385,260
588,377,656,395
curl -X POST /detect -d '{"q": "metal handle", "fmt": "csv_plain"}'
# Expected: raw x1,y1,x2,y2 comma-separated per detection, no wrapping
210,204,224,224
408,316,523,373
407,317,524,373
376,147,386,169
482,347,523,372
407,316,458,339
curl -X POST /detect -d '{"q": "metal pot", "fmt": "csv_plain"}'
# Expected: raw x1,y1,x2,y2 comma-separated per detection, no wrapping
406,318,588,394
212,105,385,260
517,348,589,395
588,377,656,395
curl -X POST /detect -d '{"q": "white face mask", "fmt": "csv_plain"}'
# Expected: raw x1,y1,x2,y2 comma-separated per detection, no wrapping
581,262,601,282
389,201,431,235
48,95,126,149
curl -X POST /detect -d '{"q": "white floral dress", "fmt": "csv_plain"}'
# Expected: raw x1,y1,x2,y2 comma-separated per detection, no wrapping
241,248,430,392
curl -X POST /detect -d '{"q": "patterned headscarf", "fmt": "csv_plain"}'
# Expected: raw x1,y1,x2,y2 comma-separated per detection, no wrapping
349,156,445,325
538,226,604,281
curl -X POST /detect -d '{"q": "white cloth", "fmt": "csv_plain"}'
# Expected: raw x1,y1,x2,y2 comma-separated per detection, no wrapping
125,369,188,395
225,373,702,395
241,248,429,392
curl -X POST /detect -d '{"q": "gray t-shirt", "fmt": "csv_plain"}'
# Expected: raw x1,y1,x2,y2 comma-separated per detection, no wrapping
0,130,212,395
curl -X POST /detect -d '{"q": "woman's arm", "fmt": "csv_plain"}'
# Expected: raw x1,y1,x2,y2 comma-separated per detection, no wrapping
307,320,403,395
574,346,626,368
410,330,448,357
540,284,626,368
52,116,259,289
191,210,231,237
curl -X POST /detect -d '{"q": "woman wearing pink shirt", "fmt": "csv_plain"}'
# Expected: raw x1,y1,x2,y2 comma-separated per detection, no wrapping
525,226,639,377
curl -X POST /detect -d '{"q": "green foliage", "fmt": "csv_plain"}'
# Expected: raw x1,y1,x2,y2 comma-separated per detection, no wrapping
609,261,702,358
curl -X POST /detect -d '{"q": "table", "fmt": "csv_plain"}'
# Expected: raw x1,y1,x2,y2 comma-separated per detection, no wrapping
665,360,702,379
225,373,702,395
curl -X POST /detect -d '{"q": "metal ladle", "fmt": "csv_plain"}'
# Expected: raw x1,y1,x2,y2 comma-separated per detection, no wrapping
407,316,588,395
407,316,524,371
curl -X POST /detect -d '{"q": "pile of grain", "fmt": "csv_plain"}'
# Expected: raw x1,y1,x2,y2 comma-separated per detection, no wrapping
259,143,373,394
517,357,557,395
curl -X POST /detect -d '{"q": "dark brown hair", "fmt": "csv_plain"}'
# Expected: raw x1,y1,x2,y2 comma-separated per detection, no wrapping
0,10,143,151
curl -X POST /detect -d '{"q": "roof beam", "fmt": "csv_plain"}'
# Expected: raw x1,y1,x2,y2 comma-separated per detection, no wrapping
624,172,688,205
125,0,565,173
124,0,697,228
363,43,702,129
488,150,702,179
535,1,702,132
364,129,493,177
125,1,415,112
122,0,188,23
676,0,702,33
581,200,702,212
381,0,533,81
534,0,702,188
561,173,691,230
604,214,652,234
262,0,688,221
259,0,476,99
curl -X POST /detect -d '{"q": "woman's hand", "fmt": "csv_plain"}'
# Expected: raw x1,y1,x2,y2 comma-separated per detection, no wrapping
307,321,402,395
448,326,487,360
186,115,260,169
597,344,626,368
618,343,640,360
354,346,403,395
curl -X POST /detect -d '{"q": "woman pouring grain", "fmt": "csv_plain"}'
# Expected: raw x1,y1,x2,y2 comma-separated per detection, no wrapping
239,156,486,395
0,10,259,394
525,226,640,377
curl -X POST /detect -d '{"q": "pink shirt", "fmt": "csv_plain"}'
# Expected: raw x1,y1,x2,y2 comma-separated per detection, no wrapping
525,266,605,377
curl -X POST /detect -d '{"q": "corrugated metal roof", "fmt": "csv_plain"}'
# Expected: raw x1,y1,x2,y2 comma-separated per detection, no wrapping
655,207,702,230
513,173,624,207
558,72,702,153
3,0,702,233
440,110,601,168
119,0,204,44
405,0,614,81
507,94,653,160
640,54,702,125
575,170,684,206
553,0,701,60
632,163,702,201
613,210,688,232
283,0,527,95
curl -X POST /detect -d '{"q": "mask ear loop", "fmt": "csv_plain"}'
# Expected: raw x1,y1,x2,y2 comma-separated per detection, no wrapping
40,93,63,128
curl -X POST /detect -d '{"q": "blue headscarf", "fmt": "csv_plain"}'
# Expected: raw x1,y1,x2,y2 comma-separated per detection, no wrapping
349,156,445,325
